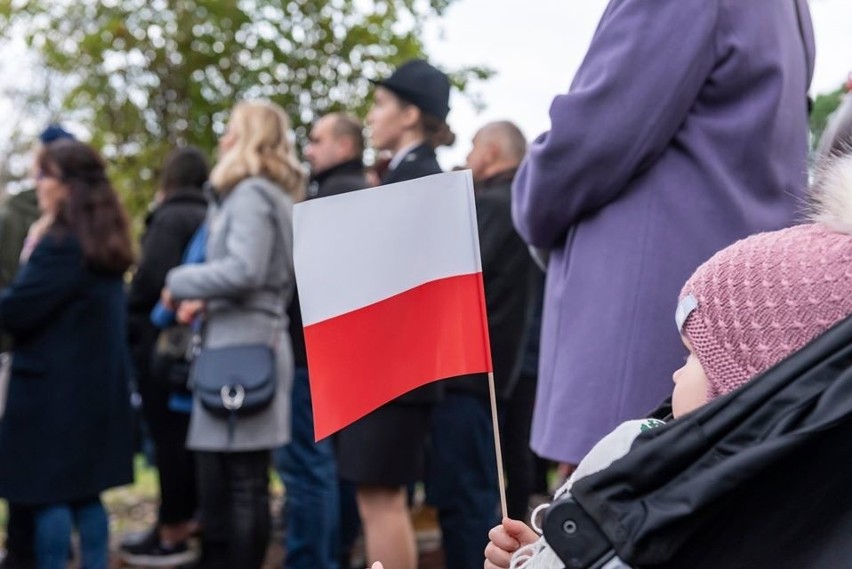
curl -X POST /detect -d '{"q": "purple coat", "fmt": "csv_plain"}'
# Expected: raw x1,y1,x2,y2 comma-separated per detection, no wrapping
512,0,815,464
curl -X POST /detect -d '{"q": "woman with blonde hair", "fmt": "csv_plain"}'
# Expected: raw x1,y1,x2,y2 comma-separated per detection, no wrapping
164,100,304,569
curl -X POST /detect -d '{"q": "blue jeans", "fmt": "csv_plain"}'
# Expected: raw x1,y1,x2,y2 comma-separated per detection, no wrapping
35,499,108,569
427,392,501,569
275,367,340,569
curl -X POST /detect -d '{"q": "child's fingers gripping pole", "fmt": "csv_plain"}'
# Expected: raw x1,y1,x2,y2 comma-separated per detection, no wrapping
488,371,508,519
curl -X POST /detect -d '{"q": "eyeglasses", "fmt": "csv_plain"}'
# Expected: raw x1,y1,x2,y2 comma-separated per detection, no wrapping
35,171,55,181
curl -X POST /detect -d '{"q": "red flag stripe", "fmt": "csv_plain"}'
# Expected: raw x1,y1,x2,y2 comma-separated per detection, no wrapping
305,272,492,440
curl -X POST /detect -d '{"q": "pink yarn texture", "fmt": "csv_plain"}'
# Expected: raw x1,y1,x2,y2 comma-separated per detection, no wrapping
680,223,852,398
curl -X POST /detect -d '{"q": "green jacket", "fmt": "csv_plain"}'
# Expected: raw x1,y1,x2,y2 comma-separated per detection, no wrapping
0,189,39,289
0,188,39,352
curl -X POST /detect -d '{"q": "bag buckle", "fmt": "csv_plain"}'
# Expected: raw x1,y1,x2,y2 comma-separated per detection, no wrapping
220,384,246,410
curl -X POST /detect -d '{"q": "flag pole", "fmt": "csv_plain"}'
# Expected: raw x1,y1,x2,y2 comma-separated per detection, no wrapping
488,371,508,519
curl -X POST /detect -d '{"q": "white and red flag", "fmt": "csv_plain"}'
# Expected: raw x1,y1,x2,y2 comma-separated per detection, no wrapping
293,171,493,440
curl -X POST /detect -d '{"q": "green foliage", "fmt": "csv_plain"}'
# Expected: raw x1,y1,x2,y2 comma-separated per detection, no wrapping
811,86,846,149
0,0,489,221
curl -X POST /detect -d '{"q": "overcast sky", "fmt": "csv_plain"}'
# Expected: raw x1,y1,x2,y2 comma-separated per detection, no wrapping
426,0,852,168
1,1,850,174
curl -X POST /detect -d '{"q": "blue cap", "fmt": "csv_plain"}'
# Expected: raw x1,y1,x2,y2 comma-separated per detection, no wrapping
39,124,76,145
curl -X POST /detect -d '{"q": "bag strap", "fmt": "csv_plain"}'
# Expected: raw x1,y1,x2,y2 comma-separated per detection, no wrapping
248,180,290,313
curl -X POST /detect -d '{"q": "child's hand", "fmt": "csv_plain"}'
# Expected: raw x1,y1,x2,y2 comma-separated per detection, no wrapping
484,517,539,569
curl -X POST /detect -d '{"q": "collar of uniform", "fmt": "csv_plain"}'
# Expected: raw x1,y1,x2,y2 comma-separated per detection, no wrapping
388,141,425,172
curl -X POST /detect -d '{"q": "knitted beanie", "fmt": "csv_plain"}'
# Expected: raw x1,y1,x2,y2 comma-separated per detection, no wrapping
677,154,852,399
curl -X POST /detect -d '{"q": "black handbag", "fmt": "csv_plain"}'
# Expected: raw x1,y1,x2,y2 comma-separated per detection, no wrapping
151,325,195,392
190,344,276,418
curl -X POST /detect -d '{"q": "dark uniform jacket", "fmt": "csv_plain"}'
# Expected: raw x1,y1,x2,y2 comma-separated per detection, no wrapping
382,143,442,185
380,143,444,404
290,159,369,369
0,234,134,504
448,169,537,400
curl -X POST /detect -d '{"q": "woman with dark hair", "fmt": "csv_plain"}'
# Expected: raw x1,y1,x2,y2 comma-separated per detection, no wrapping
0,139,135,569
335,59,454,569
366,59,455,185
121,146,209,566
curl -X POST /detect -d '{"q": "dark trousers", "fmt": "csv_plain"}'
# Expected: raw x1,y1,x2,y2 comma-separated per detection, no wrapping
137,377,196,524
133,326,197,525
501,374,539,522
427,392,500,569
196,450,271,569
274,367,340,569
3,505,36,567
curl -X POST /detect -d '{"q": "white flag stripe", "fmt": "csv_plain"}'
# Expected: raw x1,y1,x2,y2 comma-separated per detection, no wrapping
294,171,481,326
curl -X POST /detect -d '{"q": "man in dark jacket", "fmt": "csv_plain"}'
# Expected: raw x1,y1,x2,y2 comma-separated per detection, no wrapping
426,121,537,569
277,113,369,569
305,113,369,200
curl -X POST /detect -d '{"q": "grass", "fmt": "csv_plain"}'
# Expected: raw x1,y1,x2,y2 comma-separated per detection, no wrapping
1,454,286,544
0,455,160,543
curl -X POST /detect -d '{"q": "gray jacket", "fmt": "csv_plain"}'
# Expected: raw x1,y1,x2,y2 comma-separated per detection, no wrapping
167,176,295,451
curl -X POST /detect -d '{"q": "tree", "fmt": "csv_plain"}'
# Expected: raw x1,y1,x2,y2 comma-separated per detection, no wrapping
0,0,489,219
0,41,69,196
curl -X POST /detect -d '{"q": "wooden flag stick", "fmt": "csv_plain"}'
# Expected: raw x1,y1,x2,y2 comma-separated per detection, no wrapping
488,371,509,519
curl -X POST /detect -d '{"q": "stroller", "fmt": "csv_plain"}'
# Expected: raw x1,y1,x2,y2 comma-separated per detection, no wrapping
542,315,852,569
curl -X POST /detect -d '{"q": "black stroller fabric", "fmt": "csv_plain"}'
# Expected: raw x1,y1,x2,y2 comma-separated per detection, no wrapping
554,315,852,569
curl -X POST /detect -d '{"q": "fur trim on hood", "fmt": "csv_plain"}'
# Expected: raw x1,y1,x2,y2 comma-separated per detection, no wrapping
816,95,852,161
810,152,852,235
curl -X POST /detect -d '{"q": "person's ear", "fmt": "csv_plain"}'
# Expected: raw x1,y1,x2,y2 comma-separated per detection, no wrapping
336,136,354,160
486,140,502,165
400,104,422,131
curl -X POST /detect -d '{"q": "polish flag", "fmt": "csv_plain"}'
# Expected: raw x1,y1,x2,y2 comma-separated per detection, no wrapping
294,171,493,440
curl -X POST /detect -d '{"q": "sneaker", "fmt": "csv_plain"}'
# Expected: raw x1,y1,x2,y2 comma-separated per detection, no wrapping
120,526,158,549
119,530,199,568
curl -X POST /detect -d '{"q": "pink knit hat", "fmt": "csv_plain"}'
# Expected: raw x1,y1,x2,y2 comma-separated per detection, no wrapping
677,155,852,399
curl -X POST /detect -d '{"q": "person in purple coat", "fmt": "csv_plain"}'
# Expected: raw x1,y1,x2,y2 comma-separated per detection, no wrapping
512,0,815,468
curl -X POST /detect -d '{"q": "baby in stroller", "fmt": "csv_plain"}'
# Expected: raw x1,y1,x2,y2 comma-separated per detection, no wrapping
485,152,852,569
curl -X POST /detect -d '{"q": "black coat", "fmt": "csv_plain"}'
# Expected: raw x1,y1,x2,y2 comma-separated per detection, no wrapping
127,189,207,380
128,189,208,320
307,159,369,200
0,235,134,504
381,143,442,185
290,161,369,369
448,170,537,400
